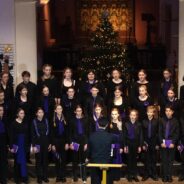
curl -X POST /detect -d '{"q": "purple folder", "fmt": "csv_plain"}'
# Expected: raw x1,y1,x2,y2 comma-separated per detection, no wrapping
179,144,184,153
35,145,40,153
12,144,18,153
72,142,80,151
165,140,172,148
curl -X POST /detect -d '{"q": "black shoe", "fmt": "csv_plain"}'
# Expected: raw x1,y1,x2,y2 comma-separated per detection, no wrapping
56,177,60,182
142,176,149,181
37,179,42,184
168,177,173,183
61,178,66,182
73,177,78,182
179,176,184,181
162,178,167,182
151,175,158,181
127,176,132,182
133,176,139,182
42,178,49,183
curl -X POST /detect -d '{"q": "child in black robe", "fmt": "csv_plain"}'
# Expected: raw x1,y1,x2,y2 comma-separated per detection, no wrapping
133,85,153,121
159,105,179,182
10,109,29,184
124,109,143,182
31,107,51,184
107,108,124,181
106,69,127,100
142,106,159,181
79,69,106,102
130,69,152,106
84,84,105,118
69,105,88,183
51,104,69,182
37,64,59,104
36,85,55,125
0,105,8,184
59,67,79,99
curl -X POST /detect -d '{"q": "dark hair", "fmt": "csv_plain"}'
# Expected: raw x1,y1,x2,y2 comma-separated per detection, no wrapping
165,104,175,111
138,69,147,76
163,68,172,74
18,84,28,93
63,67,73,78
0,89,4,94
98,117,109,127
114,85,123,92
42,64,53,70
0,71,9,78
36,107,44,114
91,84,99,90
22,71,30,77
16,108,25,117
42,85,49,91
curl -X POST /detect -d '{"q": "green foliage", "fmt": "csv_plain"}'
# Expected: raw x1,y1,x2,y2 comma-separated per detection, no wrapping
79,13,131,82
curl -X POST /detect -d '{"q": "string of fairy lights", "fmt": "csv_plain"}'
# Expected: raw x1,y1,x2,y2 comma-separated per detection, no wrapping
79,14,131,82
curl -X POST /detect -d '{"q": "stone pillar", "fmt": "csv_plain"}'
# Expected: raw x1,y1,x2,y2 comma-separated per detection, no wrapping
15,0,37,84
178,0,184,92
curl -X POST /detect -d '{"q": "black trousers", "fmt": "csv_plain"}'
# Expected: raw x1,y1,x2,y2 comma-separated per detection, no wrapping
90,168,113,184
143,144,157,176
179,150,184,176
72,144,87,181
35,143,49,180
161,148,175,179
0,142,7,183
127,142,139,177
54,142,67,179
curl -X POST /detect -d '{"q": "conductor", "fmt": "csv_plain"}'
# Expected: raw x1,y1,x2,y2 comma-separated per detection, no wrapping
87,117,115,184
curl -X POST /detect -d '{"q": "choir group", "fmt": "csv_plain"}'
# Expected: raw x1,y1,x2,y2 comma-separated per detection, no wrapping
0,64,184,184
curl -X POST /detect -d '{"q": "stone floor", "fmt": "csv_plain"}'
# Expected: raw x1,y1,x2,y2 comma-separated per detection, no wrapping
7,177,183,184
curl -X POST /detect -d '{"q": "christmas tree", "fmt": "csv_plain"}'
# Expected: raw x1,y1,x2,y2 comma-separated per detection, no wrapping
79,12,131,83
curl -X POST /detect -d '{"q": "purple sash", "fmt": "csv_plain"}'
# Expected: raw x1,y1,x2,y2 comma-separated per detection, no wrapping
93,113,99,131
76,118,83,135
111,143,122,164
165,121,170,139
0,120,5,134
128,123,135,139
57,118,64,135
111,134,122,164
16,134,27,177
148,121,152,138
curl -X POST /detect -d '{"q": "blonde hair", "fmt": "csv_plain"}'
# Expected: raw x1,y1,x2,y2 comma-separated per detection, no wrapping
110,108,122,129
139,85,149,96
53,104,66,127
